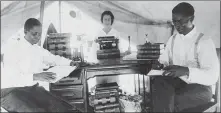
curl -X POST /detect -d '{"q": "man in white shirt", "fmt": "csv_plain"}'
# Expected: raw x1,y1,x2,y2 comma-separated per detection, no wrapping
1,18,79,112
151,2,220,112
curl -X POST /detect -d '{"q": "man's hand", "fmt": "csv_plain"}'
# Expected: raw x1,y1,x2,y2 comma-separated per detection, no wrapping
70,61,80,68
152,60,164,70
162,65,189,77
33,72,57,82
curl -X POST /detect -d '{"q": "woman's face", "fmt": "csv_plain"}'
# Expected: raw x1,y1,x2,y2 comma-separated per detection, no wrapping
102,15,112,27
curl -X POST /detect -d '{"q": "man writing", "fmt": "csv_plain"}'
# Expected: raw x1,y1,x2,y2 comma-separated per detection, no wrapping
1,18,79,112
152,2,220,112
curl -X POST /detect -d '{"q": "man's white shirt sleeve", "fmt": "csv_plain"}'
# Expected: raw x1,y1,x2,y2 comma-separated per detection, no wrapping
2,46,37,88
188,38,220,86
37,46,72,66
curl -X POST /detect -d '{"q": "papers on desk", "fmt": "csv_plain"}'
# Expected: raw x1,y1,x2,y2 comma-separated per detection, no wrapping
45,66,77,83
123,52,154,61
147,69,164,76
123,52,137,60
1,107,8,113
38,66,77,90
147,70,190,83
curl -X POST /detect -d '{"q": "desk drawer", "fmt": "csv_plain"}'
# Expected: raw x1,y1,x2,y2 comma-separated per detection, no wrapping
68,99,85,112
51,85,83,99
53,69,84,85
54,77,82,85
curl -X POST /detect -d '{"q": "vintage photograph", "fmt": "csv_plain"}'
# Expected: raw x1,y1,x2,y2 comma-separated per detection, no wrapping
1,1,220,112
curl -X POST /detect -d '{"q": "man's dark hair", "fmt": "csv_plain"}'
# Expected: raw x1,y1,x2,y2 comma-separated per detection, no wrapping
101,11,115,25
24,18,42,31
172,2,195,17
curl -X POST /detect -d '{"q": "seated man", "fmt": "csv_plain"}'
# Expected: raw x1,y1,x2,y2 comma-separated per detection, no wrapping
1,18,79,112
152,2,220,112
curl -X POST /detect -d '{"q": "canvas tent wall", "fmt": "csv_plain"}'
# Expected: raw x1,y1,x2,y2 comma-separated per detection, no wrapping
1,1,220,54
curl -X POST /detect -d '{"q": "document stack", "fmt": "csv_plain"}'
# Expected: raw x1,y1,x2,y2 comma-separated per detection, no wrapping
96,36,121,59
137,43,165,59
93,82,121,112
47,33,72,59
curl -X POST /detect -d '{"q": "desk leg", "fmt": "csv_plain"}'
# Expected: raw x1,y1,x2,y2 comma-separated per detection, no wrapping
138,74,141,95
134,74,137,93
83,70,88,112
143,74,146,106
149,76,153,112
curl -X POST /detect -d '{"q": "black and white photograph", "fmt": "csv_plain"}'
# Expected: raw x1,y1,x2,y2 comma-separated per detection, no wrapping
1,1,220,112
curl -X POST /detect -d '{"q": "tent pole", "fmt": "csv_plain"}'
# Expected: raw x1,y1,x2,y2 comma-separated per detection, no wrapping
38,1,45,46
59,1,61,33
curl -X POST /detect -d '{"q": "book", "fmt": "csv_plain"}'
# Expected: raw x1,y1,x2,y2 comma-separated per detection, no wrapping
137,50,161,55
137,54,160,59
96,82,119,90
137,43,165,50
95,92,118,99
97,49,120,54
95,103,120,110
98,36,115,39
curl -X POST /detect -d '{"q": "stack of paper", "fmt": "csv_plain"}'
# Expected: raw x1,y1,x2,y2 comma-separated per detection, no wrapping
147,69,190,83
45,66,77,83
38,66,77,90
123,52,137,60
147,70,164,76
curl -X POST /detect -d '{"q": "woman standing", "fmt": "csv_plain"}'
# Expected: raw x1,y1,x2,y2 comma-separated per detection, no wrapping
95,11,131,84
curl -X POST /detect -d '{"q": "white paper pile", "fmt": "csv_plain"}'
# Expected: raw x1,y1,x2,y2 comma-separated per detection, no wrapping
38,66,77,90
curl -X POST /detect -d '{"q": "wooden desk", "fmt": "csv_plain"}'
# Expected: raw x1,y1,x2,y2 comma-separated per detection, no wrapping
83,58,155,112
50,58,156,112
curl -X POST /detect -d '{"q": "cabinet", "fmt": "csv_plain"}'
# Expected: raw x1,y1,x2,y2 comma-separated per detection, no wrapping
46,33,72,59
49,69,86,112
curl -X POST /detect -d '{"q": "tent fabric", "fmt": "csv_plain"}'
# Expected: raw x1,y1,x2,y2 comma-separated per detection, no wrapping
1,1,54,48
1,1,220,51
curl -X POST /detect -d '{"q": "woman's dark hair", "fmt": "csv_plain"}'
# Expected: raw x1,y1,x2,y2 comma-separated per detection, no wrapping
101,11,114,25
24,18,42,31
172,2,195,17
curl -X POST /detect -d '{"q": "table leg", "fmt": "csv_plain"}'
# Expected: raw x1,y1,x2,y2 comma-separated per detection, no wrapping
138,74,141,95
149,76,153,112
134,74,137,93
143,74,146,106
83,70,88,112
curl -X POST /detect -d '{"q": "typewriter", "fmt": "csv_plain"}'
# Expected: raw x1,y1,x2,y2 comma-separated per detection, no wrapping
96,36,121,59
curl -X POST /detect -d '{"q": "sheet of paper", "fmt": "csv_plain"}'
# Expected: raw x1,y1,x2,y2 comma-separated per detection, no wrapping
147,69,164,76
180,76,190,84
123,52,137,60
1,107,8,113
44,66,77,83
147,70,190,84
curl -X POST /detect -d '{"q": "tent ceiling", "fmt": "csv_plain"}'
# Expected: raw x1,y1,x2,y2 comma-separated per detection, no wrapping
1,1,220,25
1,1,220,48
